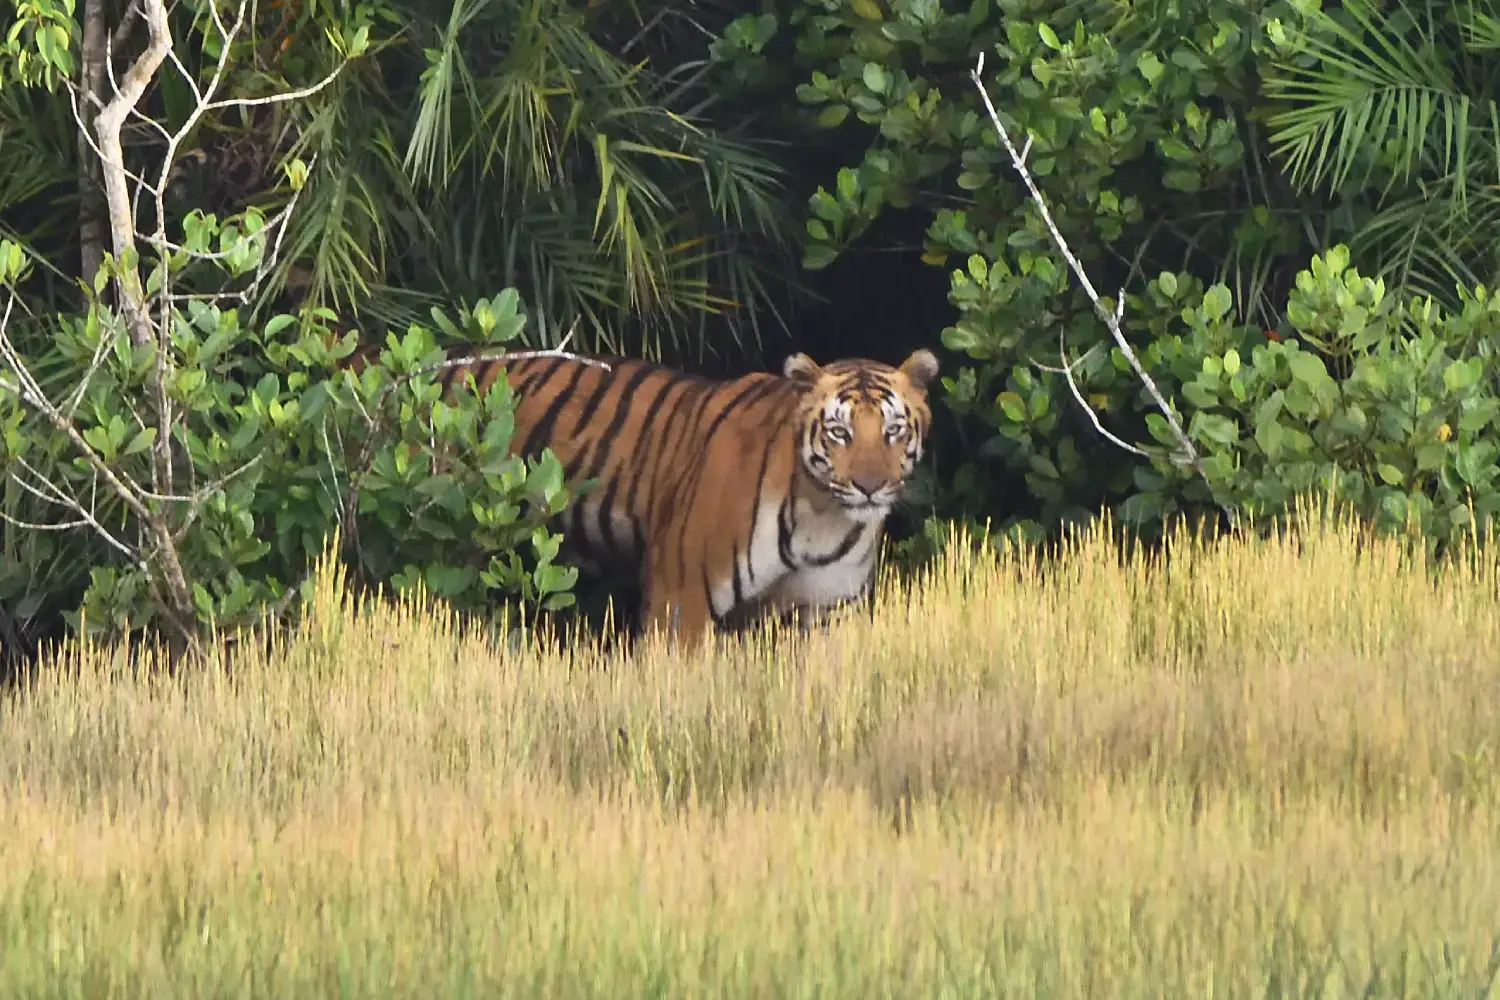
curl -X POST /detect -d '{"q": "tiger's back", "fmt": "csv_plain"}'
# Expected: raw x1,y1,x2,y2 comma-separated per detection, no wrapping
440,353,798,579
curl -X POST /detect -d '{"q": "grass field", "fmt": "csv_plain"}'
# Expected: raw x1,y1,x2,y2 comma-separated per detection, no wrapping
3,515,1499,997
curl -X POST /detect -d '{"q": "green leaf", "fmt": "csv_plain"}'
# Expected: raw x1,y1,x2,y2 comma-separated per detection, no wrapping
941,325,982,353
1285,350,1329,388
1163,169,1201,192
997,391,1025,422
836,167,860,202
1192,412,1239,446
1443,359,1478,393
123,427,157,456
1201,284,1232,322
192,583,216,620
1137,51,1165,84
817,104,850,128
862,63,887,94
1118,490,1163,525
1182,381,1218,408
1415,442,1447,472
1038,22,1061,50
1254,415,1285,458
1144,413,1178,447
803,245,838,270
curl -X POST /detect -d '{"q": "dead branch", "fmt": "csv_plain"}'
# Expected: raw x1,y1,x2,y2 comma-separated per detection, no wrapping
92,0,171,348
0,0,358,657
0,293,199,651
969,52,1200,472
1034,337,1156,461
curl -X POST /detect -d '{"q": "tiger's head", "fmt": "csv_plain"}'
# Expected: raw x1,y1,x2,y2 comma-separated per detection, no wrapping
784,349,940,518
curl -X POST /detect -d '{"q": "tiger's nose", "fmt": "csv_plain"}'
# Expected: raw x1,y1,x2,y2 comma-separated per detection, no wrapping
851,475,886,498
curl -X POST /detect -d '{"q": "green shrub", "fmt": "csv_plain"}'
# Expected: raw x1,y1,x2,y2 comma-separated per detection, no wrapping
1,235,575,650
715,0,1500,556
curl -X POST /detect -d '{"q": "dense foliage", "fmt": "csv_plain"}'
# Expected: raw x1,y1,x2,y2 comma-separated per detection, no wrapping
4,0,1500,654
714,0,1500,549
1,229,577,649
1,0,803,360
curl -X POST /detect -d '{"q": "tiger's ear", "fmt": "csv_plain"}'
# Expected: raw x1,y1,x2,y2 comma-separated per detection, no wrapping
900,349,940,390
783,352,823,388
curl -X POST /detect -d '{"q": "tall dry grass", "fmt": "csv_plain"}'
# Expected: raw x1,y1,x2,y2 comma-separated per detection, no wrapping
2,513,1499,997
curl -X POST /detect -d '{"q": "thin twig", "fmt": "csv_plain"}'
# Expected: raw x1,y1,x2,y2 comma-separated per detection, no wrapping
171,453,266,543
1,292,198,650
1055,336,1155,460
7,463,144,567
970,52,1199,471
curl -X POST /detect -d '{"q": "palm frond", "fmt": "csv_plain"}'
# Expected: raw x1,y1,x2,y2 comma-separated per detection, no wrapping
402,0,487,188
1262,0,1500,309
1264,0,1475,195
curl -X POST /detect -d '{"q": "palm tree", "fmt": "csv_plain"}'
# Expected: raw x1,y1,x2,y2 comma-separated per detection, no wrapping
1262,0,1500,311
0,0,802,364
246,0,803,363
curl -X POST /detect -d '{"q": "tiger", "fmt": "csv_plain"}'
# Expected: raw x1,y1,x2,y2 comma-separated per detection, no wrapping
355,344,939,647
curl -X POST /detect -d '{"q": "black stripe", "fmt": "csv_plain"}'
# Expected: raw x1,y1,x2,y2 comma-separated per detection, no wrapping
777,497,797,569
568,364,618,435
620,374,694,521
516,360,592,459
514,356,569,397
805,524,866,568
702,377,784,442
578,364,659,485
561,446,589,484
648,381,721,527
572,372,655,548
639,379,711,523
671,377,793,590
667,377,784,524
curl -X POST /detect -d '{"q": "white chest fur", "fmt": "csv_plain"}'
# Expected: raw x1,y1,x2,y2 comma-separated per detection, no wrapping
709,491,883,623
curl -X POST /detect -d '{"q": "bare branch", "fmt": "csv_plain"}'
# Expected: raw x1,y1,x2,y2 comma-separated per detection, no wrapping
93,0,173,347
0,292,198,649
0,509,90,533
6,462,143,566
970,53,1200,471
1053,335,1154,461
201,65,351,115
